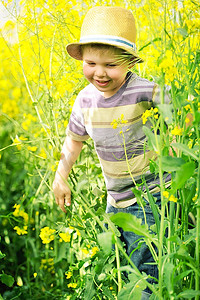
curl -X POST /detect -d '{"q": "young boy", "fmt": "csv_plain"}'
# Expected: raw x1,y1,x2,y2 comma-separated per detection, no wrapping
53,6,171,297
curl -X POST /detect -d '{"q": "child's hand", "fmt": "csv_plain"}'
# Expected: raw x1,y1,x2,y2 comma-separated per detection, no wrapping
52,136,83,213
53,178,71,213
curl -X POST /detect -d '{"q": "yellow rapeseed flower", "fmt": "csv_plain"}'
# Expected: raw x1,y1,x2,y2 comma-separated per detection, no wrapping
184,104,192,112
171,126,183,136
111,114,128,128
65,271,73,279
39,227,56,244
163,191,169,198
192,195,197,202
142,109,152,124
169,195,178,203
185,117,190,124
81,248,89,255
59,232,71,243
120,114,128,124
27,146,37,152
68,283,77,288
16,276,23,286
38,148,47,159
14,225,28,235
111,119,118,129
13,204,29,224
90,246,99,257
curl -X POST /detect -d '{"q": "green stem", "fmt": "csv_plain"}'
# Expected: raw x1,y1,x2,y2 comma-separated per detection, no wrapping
16,13,56,148
114,236,122,293
154,83,166,299
64,177,105,232
195,125,200,300
121,130,147,224
115,236,159,297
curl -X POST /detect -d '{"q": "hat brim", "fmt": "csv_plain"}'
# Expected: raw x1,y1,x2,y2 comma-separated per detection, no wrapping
66,42,144,63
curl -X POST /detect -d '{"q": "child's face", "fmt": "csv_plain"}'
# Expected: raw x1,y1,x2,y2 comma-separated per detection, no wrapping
82,46,129,98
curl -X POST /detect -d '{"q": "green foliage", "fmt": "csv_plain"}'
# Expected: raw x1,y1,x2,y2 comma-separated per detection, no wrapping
0,0,200,299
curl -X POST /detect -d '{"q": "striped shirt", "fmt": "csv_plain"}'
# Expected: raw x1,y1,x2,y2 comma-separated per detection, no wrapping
67,72,171,208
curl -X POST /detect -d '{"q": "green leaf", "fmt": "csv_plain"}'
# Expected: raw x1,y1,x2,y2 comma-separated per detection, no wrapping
157,104,173,124
171,143,199,161
0,273,14,287
145,185,160,234
177,27,188,38
95,260,104,275
110,213,155,241
143,126,158,152
139,37,162,52
171,161,196,191
161,156,185,172
0,251,5,260
101,285,116,300
84,275,95,300
118,273,147,300
194,111,200,124
177,290,200,299
163,262,174,295
174,270,192,285
55,243,68,263
76,175,89,192
97,232,113,256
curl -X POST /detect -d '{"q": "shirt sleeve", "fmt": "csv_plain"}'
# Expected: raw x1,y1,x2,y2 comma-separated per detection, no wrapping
152,83,172,106
66,95,90,142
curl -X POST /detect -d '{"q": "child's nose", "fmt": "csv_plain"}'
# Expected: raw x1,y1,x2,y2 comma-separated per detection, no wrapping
95,65,106,77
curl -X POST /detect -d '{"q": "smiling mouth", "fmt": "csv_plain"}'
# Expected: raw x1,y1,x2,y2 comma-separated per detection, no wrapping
95,80,110,87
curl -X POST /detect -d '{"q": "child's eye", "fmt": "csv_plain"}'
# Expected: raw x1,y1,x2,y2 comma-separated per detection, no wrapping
87,62,95,66
107,64,117,67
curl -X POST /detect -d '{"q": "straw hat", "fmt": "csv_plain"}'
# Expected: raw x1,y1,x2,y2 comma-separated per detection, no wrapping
66,6,143,63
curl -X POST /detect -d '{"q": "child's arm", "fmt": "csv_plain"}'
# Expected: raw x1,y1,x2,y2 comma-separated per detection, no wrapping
53,136,83,213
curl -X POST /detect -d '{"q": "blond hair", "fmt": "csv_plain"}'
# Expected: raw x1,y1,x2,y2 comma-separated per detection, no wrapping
81,43,137,66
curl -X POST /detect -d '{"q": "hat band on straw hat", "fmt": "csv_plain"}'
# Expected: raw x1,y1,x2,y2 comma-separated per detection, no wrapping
80,35,137,52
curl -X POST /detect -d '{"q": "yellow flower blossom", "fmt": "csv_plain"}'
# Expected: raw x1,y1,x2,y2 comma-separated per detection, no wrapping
177,110,182,116
111,119,118,129
184,104,192,112
27,146,38,152
90,246,99,257
13,136,28,150
171,126,183,136
40,258,55,274
163,191,169,198
169,195,178,203
13,204,29,224
39,227,56,244
14,225,28,235
154,114,159,119
38,148,47,159
185,117,190,124
68,283,77,288
17,276,23,287
59,232,71,243
142,107,159,124
76,229,81,236
111,114,128,129
142,109,152,124
192,195,197,202
65,271,73,279
81,248,89,255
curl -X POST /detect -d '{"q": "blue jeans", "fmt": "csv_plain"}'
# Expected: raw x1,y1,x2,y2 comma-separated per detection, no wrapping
106,193,161,293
